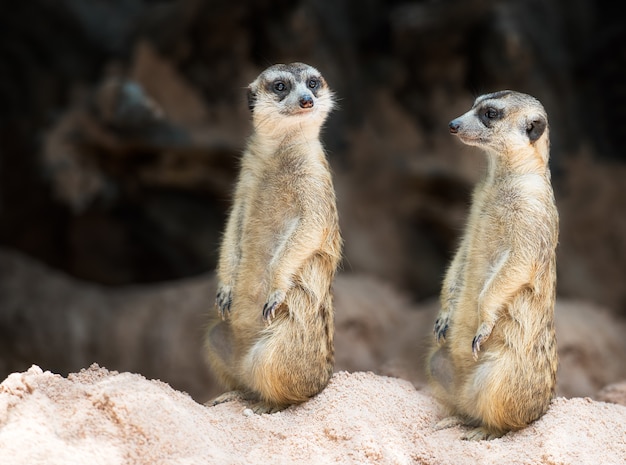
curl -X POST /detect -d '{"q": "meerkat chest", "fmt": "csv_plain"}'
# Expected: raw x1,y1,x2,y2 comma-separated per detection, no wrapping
473,176,536,230
464,182,520,278
236,160,303,257
470,186,510,240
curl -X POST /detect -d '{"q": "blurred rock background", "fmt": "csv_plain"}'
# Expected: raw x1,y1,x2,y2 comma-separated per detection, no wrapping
0,0,625,401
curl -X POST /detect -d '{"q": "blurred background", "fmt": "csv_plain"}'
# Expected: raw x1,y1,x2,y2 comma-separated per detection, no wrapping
0,0,625,402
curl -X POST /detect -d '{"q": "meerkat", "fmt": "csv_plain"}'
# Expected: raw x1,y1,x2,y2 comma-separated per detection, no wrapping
427,90,559,440
204,62,342,413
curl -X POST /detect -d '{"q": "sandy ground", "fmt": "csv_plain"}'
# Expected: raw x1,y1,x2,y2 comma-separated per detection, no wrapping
1,365,625,465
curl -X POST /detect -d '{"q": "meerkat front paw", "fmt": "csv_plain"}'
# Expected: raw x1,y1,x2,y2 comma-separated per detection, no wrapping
216,284,233,319
471,322,493,360
434,312,451,343
262,289,286,323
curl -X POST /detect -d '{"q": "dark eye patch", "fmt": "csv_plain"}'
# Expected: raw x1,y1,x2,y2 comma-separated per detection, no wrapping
478,105,503,127
267,79,291,101
273,81,287,93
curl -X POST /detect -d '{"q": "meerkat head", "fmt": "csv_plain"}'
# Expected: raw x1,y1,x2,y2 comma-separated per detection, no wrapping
449,90,550,166
246,62,334,139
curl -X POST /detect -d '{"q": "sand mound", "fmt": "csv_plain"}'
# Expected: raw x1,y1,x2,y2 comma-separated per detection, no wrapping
1,365,625,465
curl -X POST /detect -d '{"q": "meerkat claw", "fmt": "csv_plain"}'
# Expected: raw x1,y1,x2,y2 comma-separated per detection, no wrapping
262,301,277,322
471,335,483,360
216,286,232,319
434,316,450,343
262,290,286,323
472,323,492,359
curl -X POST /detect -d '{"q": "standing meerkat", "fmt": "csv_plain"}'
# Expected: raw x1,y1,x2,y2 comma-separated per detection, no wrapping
205,62,342,413
427,90,559,440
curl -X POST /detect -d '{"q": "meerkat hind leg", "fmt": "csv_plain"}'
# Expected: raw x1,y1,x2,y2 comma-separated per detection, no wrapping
429,348,454,387
206,320,233,361
204,320,244,392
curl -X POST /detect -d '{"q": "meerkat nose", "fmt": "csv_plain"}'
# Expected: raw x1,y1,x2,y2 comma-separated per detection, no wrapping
449,120,460,134
299,95,314,109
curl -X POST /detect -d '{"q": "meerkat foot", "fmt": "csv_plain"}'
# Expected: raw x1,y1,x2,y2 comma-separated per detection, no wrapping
461,426,505,441
249,401,289,415
206,390,250,407
262,289,286,323
433,314,451,343
433,416,464,431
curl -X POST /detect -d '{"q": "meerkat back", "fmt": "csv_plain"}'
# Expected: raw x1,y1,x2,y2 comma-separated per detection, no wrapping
428,90,558,440
205,62,342,413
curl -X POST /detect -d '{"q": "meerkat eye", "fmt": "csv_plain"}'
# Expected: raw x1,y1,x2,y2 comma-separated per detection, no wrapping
273,81,286,92
485,108,498,119
307,78,319,89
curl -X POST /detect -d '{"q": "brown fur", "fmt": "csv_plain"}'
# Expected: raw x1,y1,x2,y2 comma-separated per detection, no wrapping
205,63,342,413
427,91,559,440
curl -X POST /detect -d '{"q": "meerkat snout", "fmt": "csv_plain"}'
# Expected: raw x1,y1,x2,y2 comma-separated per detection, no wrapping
299,94,314,108
449,119,460,134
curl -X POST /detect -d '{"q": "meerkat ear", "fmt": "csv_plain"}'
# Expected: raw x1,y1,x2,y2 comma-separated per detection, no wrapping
527,115,547,142
247,87,256,112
